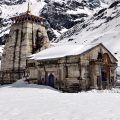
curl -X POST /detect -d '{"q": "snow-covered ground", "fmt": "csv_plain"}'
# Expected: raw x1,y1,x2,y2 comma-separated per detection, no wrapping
0,80,120,120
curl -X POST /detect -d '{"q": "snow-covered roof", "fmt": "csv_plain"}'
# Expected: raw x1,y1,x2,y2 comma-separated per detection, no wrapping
29,43,100,60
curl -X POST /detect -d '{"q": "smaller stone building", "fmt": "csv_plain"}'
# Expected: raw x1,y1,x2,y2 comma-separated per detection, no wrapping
27,43,118,92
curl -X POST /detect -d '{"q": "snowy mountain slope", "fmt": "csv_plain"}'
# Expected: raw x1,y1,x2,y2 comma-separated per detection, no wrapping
55,1,120,72
0,79,120,120
0,0,115,44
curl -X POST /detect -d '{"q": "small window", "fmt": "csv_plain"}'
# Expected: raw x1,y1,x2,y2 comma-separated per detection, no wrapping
65,66,68,78
27,63,35,67
97,52,103,60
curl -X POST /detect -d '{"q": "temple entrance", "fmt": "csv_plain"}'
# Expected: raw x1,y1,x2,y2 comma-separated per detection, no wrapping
102,70,107,82
48,73,55,87
96,53,112,89
101,67,109,89
101,53,111,89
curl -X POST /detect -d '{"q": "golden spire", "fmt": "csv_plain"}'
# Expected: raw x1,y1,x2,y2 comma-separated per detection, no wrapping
27,1,31,14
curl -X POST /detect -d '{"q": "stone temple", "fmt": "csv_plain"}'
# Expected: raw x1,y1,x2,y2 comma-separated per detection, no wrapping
0,4,51,84
0,4,118,92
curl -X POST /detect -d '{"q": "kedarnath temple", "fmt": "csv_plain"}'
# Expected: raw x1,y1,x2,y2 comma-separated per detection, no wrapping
0,3,50,83
0,3,118,92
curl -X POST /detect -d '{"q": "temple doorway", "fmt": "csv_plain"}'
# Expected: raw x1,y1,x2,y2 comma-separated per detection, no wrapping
48,73,55,87
101,66,109,89
102,53,111,89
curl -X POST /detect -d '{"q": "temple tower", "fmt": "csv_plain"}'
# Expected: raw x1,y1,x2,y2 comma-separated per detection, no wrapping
1,4,50,83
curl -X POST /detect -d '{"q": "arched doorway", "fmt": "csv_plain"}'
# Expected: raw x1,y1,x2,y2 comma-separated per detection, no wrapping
48,73,55,87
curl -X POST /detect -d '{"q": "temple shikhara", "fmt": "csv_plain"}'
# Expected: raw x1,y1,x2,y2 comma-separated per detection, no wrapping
0,3,118,92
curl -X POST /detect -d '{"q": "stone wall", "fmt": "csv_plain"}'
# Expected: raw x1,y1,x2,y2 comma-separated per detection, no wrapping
28,55,91,91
